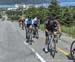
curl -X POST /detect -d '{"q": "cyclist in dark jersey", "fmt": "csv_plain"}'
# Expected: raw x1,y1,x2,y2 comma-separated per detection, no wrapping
44,16,61,52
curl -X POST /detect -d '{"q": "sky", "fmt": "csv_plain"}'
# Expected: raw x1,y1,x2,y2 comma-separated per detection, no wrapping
58,0,75,2
0,0,75,8
59,2,75,6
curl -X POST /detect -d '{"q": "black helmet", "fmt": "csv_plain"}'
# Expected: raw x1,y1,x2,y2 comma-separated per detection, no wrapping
48,15,55,20
28,16,32,21
48,15,55,24
28,16,31,18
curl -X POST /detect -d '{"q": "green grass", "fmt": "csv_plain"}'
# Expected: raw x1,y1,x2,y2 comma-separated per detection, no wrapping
39,24,44,31
61,25,75,37
40,24,75,37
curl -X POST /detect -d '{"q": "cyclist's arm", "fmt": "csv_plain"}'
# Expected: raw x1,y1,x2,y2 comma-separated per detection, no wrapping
57,21,61,33
44,23,48,32
45,29,48,32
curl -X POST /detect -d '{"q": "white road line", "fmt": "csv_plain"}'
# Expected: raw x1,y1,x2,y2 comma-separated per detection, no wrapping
24,41,46,62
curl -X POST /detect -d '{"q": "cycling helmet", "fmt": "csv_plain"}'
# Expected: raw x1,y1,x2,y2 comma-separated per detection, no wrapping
47,15,56,24
28,16,32,21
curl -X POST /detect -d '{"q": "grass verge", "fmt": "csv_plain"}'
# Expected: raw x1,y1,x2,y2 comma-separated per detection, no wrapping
40,24,75,37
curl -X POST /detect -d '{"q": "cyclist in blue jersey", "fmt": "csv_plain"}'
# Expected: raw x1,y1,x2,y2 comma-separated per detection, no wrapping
25,16,33,40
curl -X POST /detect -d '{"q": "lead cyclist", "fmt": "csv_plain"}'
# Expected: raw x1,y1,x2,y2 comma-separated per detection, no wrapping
44,15,61,53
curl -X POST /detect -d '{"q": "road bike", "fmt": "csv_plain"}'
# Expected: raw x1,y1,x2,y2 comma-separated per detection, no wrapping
33,26,39,39
47,32,58,58
26,28,33,45
70,40,75,59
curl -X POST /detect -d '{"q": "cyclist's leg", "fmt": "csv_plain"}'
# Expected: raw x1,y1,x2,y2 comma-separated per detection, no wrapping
34,24,38,38
19,22,20,27
19,22,21,27
26,24,30,39
29,25,33,45
36,25,39,38
44,31,49,52
33,24,36,38
53,31,58,51
26,24,30,43
22,22,24,30
25,24,27,30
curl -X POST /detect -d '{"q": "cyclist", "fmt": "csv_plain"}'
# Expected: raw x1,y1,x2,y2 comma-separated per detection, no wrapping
33,17,40,38
44,15,61,53
25,16,33,41
21,17,25,30
18,18,22,27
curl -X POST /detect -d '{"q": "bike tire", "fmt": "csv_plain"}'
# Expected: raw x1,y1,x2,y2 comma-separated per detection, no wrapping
47,35,52,52
29,29,33,45
70,40,75,59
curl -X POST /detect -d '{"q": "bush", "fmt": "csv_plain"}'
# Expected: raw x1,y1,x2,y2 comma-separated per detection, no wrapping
8,15,20,21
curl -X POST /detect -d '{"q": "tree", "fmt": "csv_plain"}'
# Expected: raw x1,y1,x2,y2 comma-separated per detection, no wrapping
48,0,60,15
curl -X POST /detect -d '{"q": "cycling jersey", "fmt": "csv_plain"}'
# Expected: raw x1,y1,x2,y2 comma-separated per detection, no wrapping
25,18,33,28
45,20,58,32
25,18,33,24
24,18,27,29
33,17,39,24
33,17,40,27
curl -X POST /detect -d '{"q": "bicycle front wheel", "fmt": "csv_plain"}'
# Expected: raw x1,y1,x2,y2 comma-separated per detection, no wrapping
70,41,75,59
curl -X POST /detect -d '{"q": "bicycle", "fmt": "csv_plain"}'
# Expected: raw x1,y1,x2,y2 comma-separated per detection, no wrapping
33,26,39,39
26,28,33,45
47,31,58,58
70,40,75,59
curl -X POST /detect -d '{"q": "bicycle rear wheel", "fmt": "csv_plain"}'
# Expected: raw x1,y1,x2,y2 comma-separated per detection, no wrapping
70,41,75,59
29,29,33,45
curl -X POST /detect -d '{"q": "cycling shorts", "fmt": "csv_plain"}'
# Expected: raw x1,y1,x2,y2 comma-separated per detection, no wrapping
33,24,38,27
27,24,32,28
45,29,57,37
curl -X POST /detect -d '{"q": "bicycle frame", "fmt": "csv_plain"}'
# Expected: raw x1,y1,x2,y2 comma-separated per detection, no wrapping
33,26,38,38
48,31,58,51
26,27,33,44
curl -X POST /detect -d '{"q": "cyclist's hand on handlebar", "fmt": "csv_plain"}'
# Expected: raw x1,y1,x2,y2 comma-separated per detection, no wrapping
45,29,48,32
54,32,57,36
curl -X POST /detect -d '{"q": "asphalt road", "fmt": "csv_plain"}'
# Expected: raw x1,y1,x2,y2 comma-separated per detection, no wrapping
0,20,75,62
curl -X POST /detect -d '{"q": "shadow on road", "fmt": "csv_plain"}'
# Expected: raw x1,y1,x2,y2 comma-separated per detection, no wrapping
43,48,57,58
49,49,57,58
50,49,55,58
66,54,75,62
